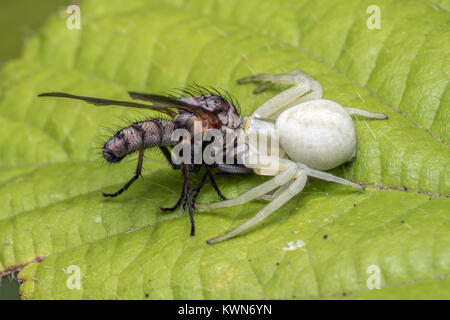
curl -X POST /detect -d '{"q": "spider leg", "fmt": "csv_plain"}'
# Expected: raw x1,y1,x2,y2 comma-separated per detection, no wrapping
197,163,297,210
256,179,293,201
238,70,322,119
248,70,317,95
102,149,145,197
345,107,388,120
258,160,367,201
252,81,273,94
207,169,307,244
297,163,364,190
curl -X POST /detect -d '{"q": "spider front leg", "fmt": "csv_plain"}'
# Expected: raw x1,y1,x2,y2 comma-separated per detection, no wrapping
200,159,366,243
206,168,308,244
256,180,294,201
238,69,323,119
197,162,297,210
205,162,366,244
258,162,365,200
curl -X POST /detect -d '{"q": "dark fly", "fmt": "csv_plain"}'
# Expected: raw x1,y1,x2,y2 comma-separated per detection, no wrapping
38,86,252,237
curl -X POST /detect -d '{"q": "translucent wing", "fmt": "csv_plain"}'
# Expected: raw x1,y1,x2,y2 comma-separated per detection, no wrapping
38,92,223,128
38,92,178,117
128,92,221,127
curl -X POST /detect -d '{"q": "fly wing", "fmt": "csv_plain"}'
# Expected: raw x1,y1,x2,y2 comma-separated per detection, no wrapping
128,92,221,128
38,92,178,118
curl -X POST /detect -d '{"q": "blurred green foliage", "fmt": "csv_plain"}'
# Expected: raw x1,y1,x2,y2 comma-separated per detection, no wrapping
0,0,69,66
0,0,69,300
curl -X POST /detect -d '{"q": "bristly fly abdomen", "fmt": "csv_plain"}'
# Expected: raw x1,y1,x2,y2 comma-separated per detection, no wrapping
102,119,175,163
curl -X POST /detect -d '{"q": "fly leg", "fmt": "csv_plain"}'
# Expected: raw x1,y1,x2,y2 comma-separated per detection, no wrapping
159,164,195,236
183,168,227,215
185,165,252,220
206,166,228,201
189,170,229,209
190,164,254,208
188,171,210,205
181,164,195,237
159,146,187,212
159,146,182,170
159,183,186,212
102,149,145,197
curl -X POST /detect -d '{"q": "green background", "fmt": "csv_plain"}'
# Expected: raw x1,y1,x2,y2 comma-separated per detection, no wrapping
0,0,69,300
0,0,448,300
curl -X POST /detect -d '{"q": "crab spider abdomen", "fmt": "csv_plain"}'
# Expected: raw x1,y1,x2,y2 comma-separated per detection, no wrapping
276,99,356,170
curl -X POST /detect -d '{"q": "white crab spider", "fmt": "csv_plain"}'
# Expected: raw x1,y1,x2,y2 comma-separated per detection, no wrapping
199,70,387,244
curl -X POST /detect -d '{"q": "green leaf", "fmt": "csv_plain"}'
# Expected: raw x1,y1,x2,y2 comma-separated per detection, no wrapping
0,0,448,299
